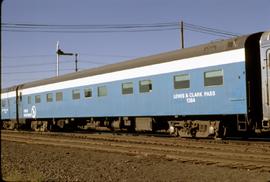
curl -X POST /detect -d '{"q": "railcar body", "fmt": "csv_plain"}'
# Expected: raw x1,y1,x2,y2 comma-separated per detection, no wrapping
1,31,270,138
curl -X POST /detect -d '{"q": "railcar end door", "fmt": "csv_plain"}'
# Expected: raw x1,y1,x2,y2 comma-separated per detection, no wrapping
261,47,270,126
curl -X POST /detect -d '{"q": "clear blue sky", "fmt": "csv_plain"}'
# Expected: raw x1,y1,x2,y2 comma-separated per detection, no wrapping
2,0,269,88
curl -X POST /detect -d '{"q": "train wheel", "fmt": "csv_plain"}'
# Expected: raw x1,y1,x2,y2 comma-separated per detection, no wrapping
57,120,65,129
215,124,227,139
190,129,197,138
2,121,9,129
30,121,48,131
169,126,180,137
40,121,48,132
3,121,16,130
31,121,38,131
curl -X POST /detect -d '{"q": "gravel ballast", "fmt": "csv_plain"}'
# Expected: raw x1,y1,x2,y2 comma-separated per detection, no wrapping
1,140,270,181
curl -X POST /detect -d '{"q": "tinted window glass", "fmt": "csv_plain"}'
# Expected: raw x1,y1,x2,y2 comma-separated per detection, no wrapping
1,100,6,107
56,92,63,101
46,93,53,102
174,74,190,89
84,88,92,98
204,70,223,86
98,86,107,97
122,82,133,95
72,89,80,100
35,95,41,103
28,96,31,104
139,80,152,93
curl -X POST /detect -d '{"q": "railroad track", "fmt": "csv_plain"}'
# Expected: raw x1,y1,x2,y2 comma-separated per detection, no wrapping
1,130,270,172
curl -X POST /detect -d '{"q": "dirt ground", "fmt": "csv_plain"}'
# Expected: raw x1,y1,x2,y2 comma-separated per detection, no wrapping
1,140,270,182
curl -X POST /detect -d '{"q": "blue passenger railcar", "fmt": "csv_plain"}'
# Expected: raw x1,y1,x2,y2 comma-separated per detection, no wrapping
1,31,270,138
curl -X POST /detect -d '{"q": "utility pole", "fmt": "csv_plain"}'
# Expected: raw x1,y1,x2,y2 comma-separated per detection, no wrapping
75,53,78,72
180,21,184,49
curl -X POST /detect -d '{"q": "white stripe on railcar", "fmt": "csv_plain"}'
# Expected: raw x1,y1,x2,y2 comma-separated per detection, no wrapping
2,48,245,98
1,92,16,99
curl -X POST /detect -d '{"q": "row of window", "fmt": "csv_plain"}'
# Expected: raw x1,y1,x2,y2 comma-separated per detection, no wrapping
28,80,153,104
174,69,223,89
23,69,223,104
29,92,63,104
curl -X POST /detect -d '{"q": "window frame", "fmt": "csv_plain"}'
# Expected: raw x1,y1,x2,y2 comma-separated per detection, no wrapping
204,69,224,87
72,89,81,100
35,95,41,104
122,82,133,95
98,86,107,97
56,92,63,102
46,93,53,102
28,96,31,104
1,99,6,107
84,88,92,98
139,80,152,93
174,74,190,90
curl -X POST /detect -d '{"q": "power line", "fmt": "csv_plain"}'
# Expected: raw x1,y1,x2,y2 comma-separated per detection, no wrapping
2,58,119,68
2,62,74,68
184,22,240,37
2,21,240,37
2,21,241,78
2,68,74,75
185,27,233,38
80,53,135,58
3,54,135,60
2,27,179,33
2,22,179,33
3,54,54,59
2,53,134,69
3,62,55,68
2,22,177,29
79,59,114,65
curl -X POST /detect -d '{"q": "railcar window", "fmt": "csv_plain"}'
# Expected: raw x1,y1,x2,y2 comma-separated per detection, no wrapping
35,95,41,103
98,86,107,97
204,70,223,86
268,53,270,69
72,89,80,100
56,92,63,101
1,100,6,107
122,82,133,95
139,80,152,93
46,93,53,102
28,96,31,104
84,88,92,98
19,92,22,101
174,74,190,89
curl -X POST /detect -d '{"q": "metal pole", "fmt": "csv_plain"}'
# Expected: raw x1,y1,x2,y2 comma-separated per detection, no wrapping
75,53,78,72
181,21,184,49
56,41,60,76
57,54,59,76
56,41,74,75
